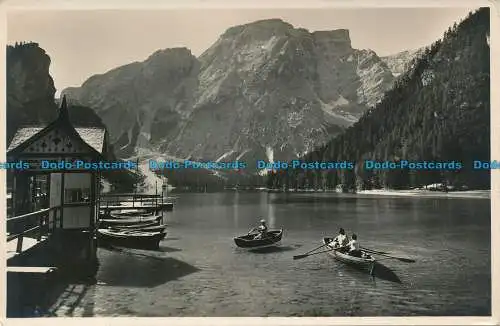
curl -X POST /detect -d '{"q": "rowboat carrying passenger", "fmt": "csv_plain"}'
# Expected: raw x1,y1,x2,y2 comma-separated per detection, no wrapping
323,237,375,272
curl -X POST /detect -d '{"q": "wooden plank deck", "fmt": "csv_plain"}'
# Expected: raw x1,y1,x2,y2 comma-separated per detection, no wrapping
6,237,48,260
7,266,57,273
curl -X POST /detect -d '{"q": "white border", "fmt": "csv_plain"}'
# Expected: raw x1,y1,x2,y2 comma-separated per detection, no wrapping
0,0,498,325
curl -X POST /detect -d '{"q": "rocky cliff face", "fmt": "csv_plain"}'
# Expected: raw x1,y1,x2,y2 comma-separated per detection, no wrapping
64,47,199,158
6,42,138,191
6,42,113,141
63,19,411,167
6,42,58,141
381,48,425,77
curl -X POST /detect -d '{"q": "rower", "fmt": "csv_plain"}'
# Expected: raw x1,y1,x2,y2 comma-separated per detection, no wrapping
250,219,268,240
347,234,362,257
332,228,349,249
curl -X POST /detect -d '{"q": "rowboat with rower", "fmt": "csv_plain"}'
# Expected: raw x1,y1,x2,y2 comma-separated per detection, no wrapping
293,227,415,276
234,219,283,249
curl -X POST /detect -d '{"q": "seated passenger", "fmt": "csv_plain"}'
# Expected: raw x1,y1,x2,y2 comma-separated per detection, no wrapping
332,228,349,249
347,234,362,257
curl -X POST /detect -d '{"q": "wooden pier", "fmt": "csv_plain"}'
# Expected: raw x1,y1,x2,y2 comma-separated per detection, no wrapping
5,96,104,316
5,96,176,317
6,205,63,259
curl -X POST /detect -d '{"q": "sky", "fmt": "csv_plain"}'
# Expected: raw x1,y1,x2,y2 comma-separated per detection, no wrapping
7,8,475,96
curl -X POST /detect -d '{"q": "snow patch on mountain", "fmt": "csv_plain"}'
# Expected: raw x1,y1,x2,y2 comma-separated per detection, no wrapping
333,95,349,107
216,150,236,162
236,149,250,161
266,146,274,163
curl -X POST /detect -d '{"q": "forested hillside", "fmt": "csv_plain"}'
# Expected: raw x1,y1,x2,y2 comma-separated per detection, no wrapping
268,8,490,191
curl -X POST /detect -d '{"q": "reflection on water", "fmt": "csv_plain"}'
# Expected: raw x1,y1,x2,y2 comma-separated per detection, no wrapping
51,192,490,317
267,200,276,229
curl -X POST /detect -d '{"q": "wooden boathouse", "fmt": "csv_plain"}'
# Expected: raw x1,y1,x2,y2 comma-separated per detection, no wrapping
6,96,110,293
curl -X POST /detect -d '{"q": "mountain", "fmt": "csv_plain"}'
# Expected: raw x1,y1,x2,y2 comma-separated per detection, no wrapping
268,8,490,191
63,47,200,159
381,48,426,77
6,42,138,191
62,19,409,169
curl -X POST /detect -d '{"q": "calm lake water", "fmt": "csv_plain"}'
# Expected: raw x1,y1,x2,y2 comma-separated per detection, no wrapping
51,192,491,317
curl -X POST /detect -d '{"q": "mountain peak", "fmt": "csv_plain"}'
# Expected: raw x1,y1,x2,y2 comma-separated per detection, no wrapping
312,29,351,43
246,18,293,28
147,47,193,61
222,18,294,38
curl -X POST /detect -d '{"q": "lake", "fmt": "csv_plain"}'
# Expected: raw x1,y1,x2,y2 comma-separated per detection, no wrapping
49,192,491,317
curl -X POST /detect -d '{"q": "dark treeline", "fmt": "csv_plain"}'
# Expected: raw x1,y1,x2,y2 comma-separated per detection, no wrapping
7,41,40,52
155,167,266,191
268,8,490,191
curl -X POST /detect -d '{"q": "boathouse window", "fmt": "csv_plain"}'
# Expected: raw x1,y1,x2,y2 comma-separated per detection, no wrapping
64,188,91,204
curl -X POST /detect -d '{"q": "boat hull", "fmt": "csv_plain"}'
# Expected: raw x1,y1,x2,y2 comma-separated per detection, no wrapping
98,215,161,228
323,237,375,271
109,212,155,218
97,229,164,250
234,229,283,249
110,224,167,234
108,221,160,229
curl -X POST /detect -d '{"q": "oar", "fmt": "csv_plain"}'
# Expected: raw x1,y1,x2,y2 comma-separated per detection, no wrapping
300,242,330,256
360,247,390,255
293,245,348,260
363,248,415,263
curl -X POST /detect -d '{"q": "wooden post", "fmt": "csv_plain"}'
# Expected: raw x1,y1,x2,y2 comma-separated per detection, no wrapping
96,172,101,221
12,173,17,217
37,212,44,241
15,173,29,216
88,173,98,269
31,176,37,212
161,181,164,206
90,173,96,230
46,174,51,210
16,234,24,253
16,217,26,253
60,173,64,228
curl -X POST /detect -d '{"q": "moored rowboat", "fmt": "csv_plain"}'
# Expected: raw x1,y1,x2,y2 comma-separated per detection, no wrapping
107,221,160,229
97,228,165,249
323,237,375,271
109,212,156,219
99,215,162,228
110,224,167,235
234,229,283,249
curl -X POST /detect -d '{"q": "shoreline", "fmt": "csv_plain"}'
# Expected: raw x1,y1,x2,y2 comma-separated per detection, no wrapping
166,188,491,199
356,189,490,199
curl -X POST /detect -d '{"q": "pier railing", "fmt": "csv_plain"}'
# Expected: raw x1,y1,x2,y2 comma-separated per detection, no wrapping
7,206,62,254
99,193,169,208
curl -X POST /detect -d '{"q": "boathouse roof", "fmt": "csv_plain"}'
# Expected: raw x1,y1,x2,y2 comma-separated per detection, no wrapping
7,96,107,158
7,126,106,154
